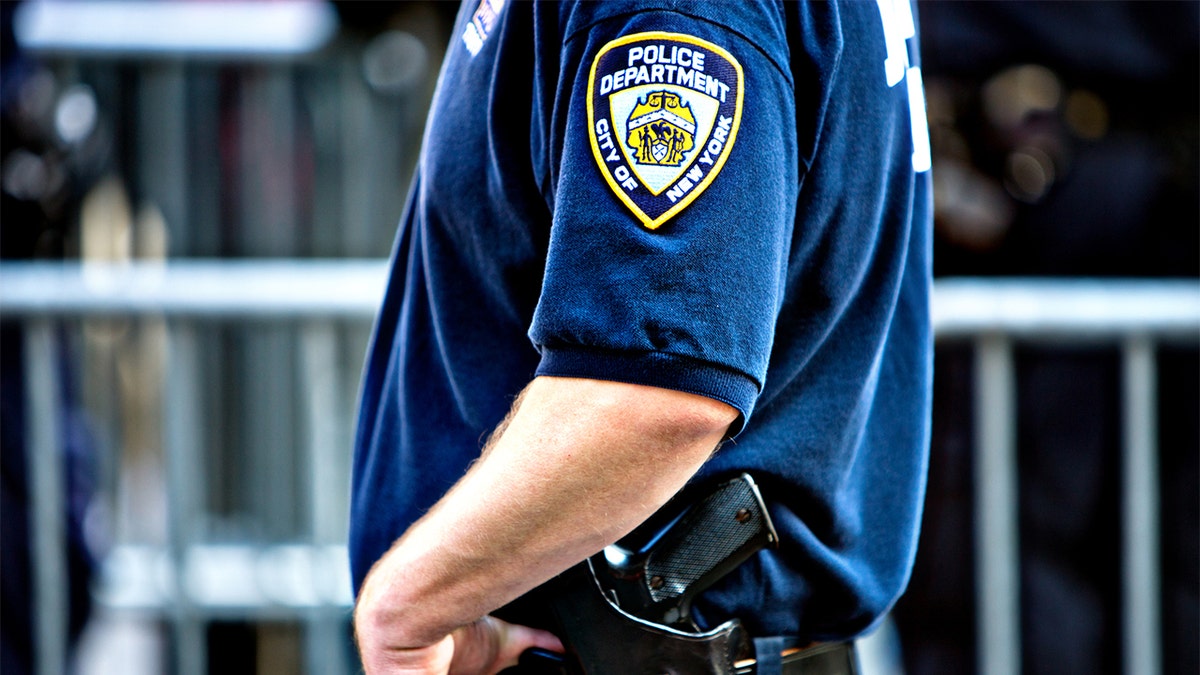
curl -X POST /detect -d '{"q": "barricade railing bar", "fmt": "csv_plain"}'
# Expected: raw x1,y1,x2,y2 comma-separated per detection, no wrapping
2,261,1197,675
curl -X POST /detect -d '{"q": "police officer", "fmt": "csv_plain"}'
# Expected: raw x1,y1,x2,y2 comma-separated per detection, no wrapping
350,1,933,673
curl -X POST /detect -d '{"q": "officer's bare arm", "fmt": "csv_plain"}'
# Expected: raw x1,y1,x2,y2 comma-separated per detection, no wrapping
353,375,737,663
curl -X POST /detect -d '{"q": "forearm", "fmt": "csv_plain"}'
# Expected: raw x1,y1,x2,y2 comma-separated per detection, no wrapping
354,375,738,649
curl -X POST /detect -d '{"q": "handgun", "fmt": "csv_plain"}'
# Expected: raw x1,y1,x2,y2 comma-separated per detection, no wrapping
591,472,778,630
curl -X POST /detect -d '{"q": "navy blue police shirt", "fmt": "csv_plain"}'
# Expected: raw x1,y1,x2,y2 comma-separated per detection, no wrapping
351,0,932,643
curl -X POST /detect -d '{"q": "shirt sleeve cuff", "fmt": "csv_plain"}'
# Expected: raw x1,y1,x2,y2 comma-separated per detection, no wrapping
535,346,760,436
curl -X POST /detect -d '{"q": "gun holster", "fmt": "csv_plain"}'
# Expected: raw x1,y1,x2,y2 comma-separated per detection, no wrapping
546,557,752,675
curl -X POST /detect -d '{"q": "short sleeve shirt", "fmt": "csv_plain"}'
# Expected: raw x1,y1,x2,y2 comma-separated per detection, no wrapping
351,0,932,642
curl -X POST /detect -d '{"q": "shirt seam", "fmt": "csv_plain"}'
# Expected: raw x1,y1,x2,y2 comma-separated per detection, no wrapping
561,7,795,88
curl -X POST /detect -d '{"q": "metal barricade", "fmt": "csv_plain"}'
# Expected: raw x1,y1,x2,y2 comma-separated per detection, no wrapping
934,278,1199,675
1,262,1197,675
3,260,384,675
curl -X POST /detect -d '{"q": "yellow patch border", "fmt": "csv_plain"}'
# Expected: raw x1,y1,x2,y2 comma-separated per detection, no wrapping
587,31,745,230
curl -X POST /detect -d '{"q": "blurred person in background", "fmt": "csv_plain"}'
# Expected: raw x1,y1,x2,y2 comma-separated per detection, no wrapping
893,2,1198,674
0,2,107,673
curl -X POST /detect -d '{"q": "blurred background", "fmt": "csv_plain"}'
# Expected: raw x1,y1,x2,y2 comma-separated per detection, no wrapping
0,1,1195,674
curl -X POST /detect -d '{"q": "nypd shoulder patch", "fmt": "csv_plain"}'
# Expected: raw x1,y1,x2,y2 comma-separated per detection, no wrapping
587,32,744,230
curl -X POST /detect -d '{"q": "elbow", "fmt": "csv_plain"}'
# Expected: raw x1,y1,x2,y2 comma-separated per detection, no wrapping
672,392,740,442
627,385,740,452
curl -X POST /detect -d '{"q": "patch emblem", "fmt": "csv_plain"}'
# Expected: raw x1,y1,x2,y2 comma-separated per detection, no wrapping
587,32,744,230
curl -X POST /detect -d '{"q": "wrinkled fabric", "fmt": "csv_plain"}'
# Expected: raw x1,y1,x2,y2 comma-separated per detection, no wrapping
350,0,932,643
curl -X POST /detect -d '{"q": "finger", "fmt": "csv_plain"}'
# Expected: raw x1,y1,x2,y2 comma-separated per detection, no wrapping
493,619,565,664
451,616,564,675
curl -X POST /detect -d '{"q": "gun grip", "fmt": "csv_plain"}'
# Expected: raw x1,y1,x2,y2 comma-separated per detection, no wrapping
645,474,777,608
599,473,778,627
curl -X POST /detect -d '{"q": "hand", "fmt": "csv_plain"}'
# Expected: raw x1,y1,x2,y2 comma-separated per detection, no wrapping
357,614,564,675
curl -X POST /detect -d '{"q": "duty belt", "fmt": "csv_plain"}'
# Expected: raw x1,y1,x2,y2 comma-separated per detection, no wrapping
519,640,859,675
738,639,859,675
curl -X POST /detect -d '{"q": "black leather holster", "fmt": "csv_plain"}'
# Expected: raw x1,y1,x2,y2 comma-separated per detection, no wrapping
546,558,752,675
